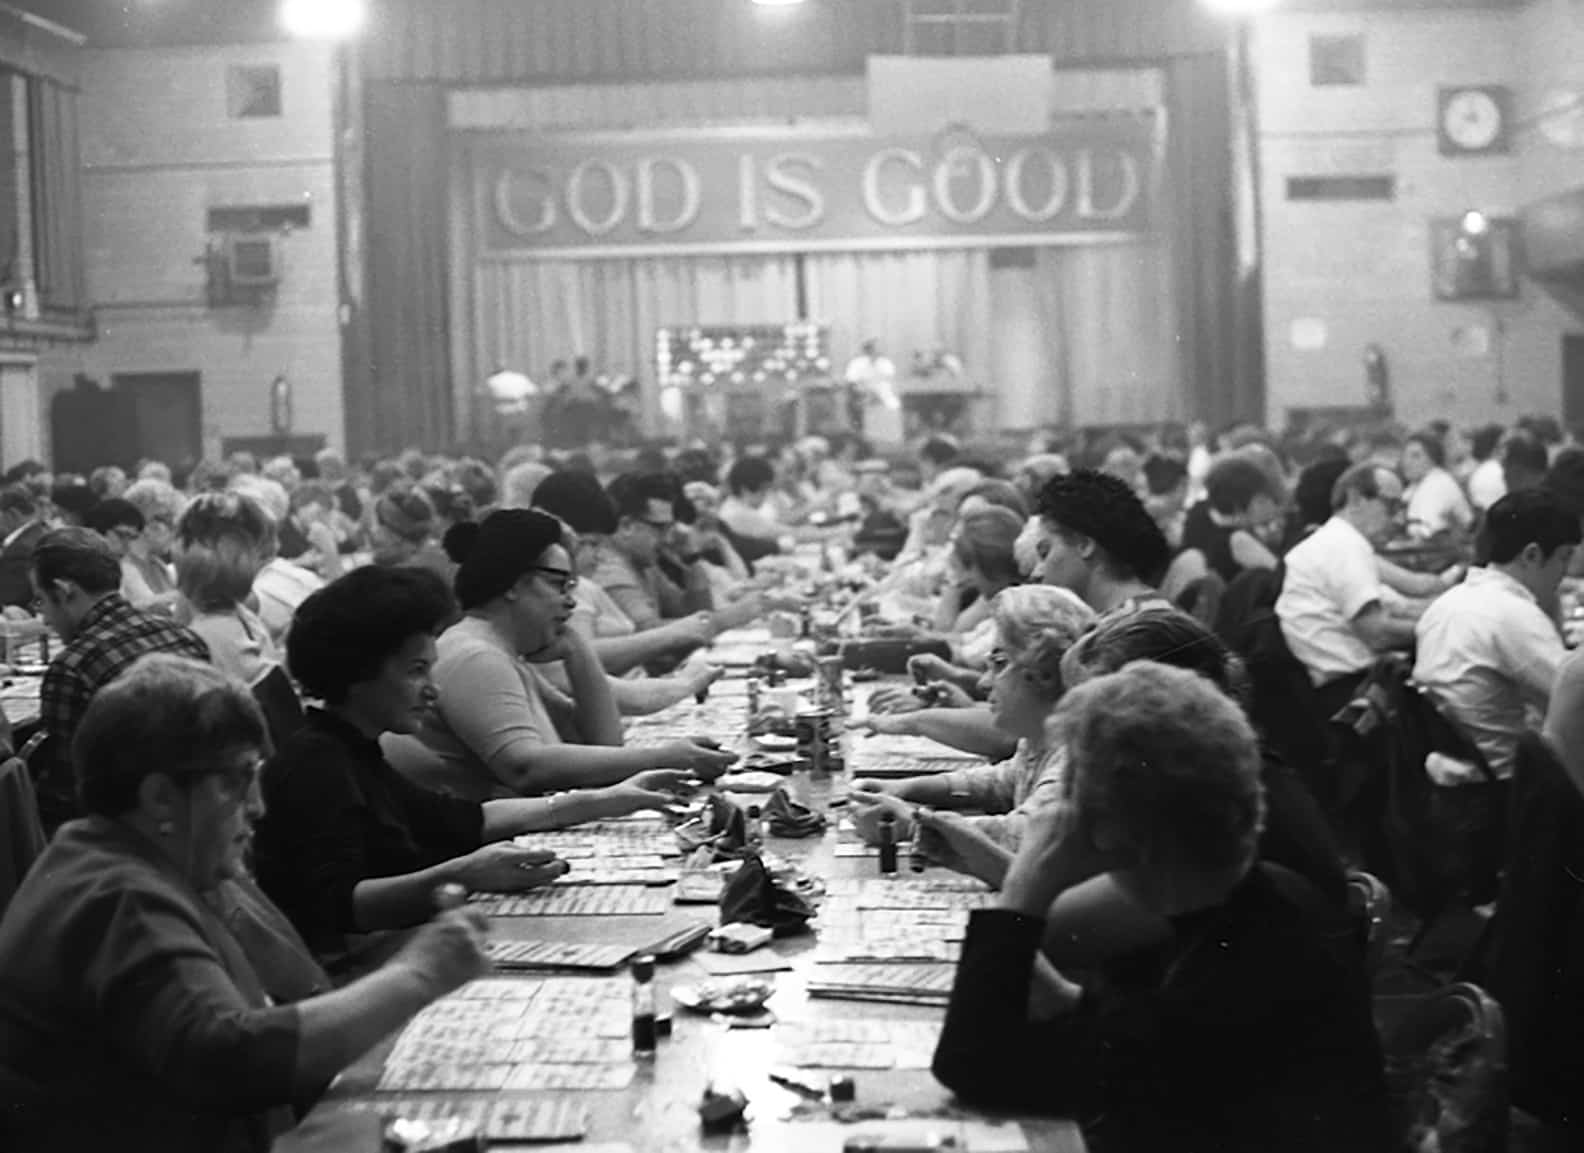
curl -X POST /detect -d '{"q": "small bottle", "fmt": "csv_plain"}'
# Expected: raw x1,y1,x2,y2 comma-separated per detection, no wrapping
746,805,764,849
631,954,658,1058
877,813,898,876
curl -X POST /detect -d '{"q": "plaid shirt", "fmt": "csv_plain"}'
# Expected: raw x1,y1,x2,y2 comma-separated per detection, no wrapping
37,593,211,826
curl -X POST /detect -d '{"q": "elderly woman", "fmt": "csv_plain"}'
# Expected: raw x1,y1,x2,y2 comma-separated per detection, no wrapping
174,492,281,688
371,483,453,581
415,509,737,800
254,565,692,959
931,505,1025,655
850,585,1095,850
122,477,186,610
866,506,1030,716
84,498,171,614
499,460,553,511
916,609,1346,934
931,661,1391,1153
0,655,492,1153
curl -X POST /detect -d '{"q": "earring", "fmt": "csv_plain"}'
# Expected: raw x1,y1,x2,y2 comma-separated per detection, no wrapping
157,820,174,837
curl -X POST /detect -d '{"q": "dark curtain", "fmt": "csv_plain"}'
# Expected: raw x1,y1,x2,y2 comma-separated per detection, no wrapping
0,77,17,291
1164,51,1262,429
27,76,84,316
357,82,452,456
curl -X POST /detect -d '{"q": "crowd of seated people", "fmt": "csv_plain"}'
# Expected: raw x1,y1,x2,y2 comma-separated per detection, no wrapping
1,410,1583,1150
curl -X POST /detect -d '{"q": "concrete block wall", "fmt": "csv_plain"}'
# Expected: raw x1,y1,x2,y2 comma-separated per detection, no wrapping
40,40,342,461
1253,5,1584,430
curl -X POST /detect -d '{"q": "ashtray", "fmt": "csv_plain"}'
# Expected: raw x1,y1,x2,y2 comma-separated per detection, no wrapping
670,978,775,1015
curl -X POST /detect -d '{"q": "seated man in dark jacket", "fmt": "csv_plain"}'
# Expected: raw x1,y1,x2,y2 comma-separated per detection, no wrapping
932,661,1391,1153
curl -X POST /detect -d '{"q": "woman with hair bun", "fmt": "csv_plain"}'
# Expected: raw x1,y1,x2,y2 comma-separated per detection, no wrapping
254,564,698,961
415,510,737,801
370,483,453,581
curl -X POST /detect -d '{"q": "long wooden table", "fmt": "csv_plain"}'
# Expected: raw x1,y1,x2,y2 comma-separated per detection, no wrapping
312,644,1086,1153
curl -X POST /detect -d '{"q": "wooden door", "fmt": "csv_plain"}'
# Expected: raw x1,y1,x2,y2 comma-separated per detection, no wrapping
112,372,202,471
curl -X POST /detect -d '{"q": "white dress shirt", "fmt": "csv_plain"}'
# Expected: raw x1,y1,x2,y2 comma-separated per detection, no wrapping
1413,565,1564,779
1277,515,1385,686
1404,467,1472,539
718,496,784,544
1467,457,1506,512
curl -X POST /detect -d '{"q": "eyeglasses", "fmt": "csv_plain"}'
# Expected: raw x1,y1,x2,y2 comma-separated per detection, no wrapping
527,566,578,596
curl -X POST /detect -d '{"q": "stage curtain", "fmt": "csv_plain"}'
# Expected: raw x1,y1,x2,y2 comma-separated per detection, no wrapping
27,77,85,316
361,83,452,454
1164,51,1258,428
803,245,1176,431
1044,243,1179,427
803,246,994,396
476,254,800,431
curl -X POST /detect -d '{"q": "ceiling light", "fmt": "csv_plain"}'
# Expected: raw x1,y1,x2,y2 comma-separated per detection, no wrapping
751,0,809,7
280,0,367,40
1460,210,1490,236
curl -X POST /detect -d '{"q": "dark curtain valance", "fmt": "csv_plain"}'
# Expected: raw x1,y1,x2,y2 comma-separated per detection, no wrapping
364,0,1224,84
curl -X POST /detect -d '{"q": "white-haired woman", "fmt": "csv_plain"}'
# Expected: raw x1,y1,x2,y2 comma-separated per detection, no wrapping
849,585,1095,850
931,662,1391,1152
121,478,186,613
0,655,491,1153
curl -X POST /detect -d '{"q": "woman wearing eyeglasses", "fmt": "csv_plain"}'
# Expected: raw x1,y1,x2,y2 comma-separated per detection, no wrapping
847,585,1096,856
84,498,175,615
414,510,737,802
254,563,696,963
119,479,188,614
0,655,496,1153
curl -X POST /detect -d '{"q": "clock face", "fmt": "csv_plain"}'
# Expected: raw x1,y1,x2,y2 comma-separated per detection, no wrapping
1442,89,1505,151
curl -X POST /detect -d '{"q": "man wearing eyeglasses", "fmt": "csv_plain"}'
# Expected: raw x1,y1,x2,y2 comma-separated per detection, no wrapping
591,473,715,636
1277,463,1461,720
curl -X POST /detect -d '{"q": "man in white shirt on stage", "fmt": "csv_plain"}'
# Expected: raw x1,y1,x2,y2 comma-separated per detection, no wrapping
844,338,903,448
1413,489,1577,779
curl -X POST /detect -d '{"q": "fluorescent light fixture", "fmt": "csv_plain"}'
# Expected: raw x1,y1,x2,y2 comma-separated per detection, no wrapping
280,0,367,40
1200,0,1281,14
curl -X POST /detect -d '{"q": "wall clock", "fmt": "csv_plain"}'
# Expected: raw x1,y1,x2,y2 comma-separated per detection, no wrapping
1438,86,1513,156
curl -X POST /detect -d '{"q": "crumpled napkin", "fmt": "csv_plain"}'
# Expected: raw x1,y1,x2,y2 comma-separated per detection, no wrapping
719,851,816,937
762,785,827,839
